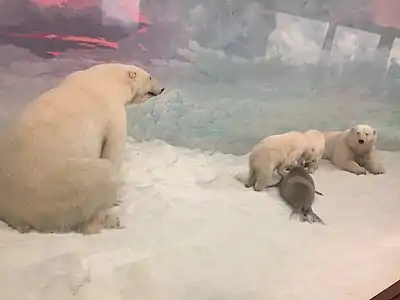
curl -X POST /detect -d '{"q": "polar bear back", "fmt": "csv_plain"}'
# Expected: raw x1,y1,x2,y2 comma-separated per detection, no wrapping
62,64,135,101
304,130,325,158
11,83,115,169
322,131,342,160
7,63,150,170
250,131,308,170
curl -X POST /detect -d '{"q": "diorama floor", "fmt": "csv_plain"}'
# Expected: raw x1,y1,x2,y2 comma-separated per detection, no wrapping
0,138,399,300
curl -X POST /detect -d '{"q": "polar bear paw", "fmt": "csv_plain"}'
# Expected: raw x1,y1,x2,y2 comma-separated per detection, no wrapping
367,164,386,175
370,169,385,175
82,211,121,235
353,167,368,175
339,161,368,175
103,213,121,229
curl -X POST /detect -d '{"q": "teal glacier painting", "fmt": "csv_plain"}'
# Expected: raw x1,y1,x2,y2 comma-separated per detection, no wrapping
0,0,399,153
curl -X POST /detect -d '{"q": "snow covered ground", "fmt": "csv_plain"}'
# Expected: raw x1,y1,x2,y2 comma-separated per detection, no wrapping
0,137,399,300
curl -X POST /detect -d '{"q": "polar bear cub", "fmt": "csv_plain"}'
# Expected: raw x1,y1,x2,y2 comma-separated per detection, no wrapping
303,129,326,173
0,63,164,234
245,131,317,192
322,124,385,175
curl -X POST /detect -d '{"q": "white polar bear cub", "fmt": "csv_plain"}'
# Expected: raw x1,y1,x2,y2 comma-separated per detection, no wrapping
303,129,326,173
0,63,164,234
322,124,385,175
245,131,317,192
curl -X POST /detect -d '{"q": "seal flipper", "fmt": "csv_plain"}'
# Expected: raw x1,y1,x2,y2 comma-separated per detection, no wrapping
289,210,310,223
267,182,280,189
305,210,325,225
289,208,325,225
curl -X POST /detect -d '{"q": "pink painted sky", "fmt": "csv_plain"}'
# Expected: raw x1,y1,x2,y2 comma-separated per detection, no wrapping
32,0,99,9
371,0,400,28
32,0,147,23
31,0,400,29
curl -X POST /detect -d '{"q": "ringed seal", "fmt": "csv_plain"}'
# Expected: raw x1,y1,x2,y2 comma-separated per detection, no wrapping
269,166,325,224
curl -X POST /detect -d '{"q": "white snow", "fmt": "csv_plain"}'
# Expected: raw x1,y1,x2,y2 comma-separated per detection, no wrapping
0,137,400,300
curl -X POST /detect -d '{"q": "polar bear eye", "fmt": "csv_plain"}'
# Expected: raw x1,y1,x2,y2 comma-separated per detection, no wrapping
366,133,369,136
149,76,152,80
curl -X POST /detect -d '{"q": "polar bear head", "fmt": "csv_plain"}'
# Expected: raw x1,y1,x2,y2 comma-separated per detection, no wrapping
299,146,318,164
302,146,324,173
125,65,165,104
292,146,320,173
69,63,165,105
347,124,377,149
282,147,318,174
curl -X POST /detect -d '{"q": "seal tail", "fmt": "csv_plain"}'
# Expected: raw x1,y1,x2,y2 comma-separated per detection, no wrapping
289,209,325,225
306,210,325,225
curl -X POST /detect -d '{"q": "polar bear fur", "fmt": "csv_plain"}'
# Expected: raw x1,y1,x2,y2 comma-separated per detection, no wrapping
322,124,385,175
303,129,325,173
0,63,164,234
245,131,318,192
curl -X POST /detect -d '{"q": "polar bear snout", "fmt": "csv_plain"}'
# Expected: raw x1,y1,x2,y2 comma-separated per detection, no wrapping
147,76,165,97
358,139,365,144
148,87,165,97
148,88,165,97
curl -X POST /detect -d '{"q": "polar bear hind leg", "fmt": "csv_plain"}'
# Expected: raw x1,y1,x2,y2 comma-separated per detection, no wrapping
1,158,121,234
52,158,122,234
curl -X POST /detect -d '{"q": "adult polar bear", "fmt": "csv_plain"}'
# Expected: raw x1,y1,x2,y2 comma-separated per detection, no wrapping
323,124,385,175
0,63,164,234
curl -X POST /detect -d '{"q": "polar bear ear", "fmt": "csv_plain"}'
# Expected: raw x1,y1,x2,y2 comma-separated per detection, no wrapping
373,129,377,135
128,71,137,80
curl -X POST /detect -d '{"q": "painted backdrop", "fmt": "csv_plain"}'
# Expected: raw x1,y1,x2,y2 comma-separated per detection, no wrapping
0,0,399,154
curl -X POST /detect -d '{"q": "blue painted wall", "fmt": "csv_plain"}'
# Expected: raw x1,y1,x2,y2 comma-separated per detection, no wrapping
0,0,399,154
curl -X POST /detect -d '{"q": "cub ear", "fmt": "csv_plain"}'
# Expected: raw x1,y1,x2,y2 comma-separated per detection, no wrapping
128,71,137,80
350,127,356,132
373,129,377,135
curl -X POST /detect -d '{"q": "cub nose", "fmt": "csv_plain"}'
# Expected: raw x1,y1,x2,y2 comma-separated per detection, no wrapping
358,139,364,144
